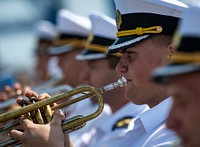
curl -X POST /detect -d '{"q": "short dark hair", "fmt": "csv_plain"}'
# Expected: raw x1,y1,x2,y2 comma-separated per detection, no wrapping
150,34,172,47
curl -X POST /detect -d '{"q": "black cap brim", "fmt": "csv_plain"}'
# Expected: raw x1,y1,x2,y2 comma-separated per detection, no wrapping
151,63,200,84
48,44,75,55
108,35,150,54
76,49,107,61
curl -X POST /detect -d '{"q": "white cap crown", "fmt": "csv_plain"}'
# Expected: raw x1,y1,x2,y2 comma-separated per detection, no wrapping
180,4,200,37
89,12,117,40
57,9,91,36
36,20,56,41
116,0,188,18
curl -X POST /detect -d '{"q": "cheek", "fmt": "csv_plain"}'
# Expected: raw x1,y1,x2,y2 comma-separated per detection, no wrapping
62,62,72,72
129,61,151,83
90,71,107,87
185,103,200,131
89,71,100,86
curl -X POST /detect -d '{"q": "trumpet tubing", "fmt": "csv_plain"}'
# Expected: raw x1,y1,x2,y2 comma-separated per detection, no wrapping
0,76,127,147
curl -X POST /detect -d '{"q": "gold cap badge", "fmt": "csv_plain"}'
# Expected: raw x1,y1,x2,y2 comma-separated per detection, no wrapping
116,10,122,29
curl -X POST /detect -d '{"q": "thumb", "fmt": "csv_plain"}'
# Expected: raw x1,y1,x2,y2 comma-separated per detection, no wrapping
51,109,65,126
10,129,24,142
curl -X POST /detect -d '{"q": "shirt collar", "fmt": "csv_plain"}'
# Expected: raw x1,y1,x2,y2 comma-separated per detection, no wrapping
99,102,148,132
139,97,172,133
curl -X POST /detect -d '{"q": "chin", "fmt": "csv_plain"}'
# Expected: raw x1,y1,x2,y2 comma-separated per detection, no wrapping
125,93,141,105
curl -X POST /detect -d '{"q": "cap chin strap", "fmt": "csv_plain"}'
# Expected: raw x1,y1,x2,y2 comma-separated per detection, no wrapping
117,26,163,37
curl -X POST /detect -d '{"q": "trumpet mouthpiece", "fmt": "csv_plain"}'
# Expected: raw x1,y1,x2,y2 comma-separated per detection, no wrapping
99,76,127,93
116,76,127,87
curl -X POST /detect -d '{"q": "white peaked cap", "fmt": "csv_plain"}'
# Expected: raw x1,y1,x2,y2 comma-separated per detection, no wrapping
152,4,200,84
76,12,119,61
116,0,188,18
49,9,92,55
36,20,56,41
57,9,91,36
180,3,200,37
108,0,188,54
89,11,117,40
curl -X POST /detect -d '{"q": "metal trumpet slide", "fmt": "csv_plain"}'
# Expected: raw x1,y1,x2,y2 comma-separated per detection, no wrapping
0,76,127,147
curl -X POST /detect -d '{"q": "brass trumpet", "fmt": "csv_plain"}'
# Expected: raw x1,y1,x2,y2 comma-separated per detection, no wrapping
0,76,127,147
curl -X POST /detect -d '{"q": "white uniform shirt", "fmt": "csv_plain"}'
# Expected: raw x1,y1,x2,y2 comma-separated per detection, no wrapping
73,102,149,147
69,103,112,143
141,124,177,147
120,97,174,147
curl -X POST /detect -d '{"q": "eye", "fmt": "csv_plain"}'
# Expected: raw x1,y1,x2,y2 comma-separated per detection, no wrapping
126,51,137,61
89,64,95,69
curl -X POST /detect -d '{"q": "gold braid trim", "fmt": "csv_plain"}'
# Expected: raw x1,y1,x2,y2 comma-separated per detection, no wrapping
170,52,200,63
87,43,121,57
54,39,87,48
117,26,163,37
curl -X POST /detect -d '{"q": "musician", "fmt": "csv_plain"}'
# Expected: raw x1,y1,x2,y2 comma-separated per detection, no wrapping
70,12,149,147
33,20,57,85
151,4,200,147
48,9,91,88
9,0,188,146
0,20,56,113
106,0,188,146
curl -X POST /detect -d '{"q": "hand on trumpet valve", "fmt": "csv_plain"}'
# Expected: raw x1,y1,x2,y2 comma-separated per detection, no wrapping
10,109,66,147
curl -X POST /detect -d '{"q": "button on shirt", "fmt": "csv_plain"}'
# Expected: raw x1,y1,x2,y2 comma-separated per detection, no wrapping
73,102,149,147
120,97,174,147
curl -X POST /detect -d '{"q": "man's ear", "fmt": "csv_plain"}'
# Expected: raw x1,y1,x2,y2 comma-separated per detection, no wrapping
167,42,175,60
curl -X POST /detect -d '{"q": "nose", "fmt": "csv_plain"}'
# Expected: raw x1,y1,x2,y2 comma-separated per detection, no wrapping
115,54,128,74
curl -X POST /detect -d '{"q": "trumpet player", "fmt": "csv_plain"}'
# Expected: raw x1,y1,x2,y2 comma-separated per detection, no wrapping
46,9,112,122
48,9,92,88
33,20,58,85
151,4,200,147
8,0,188,147
0,20,59,114
71,12,148,147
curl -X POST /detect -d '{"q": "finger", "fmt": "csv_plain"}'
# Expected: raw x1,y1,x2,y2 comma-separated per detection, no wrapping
23,86,31,94
37,93,51,101
4,85,12,94
17,98,31,106
20,118,34,129
25,90,39,99
0,92,8,101
13,82,22,91
13,83,23,96
9,129,24,142
51,109,65,126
